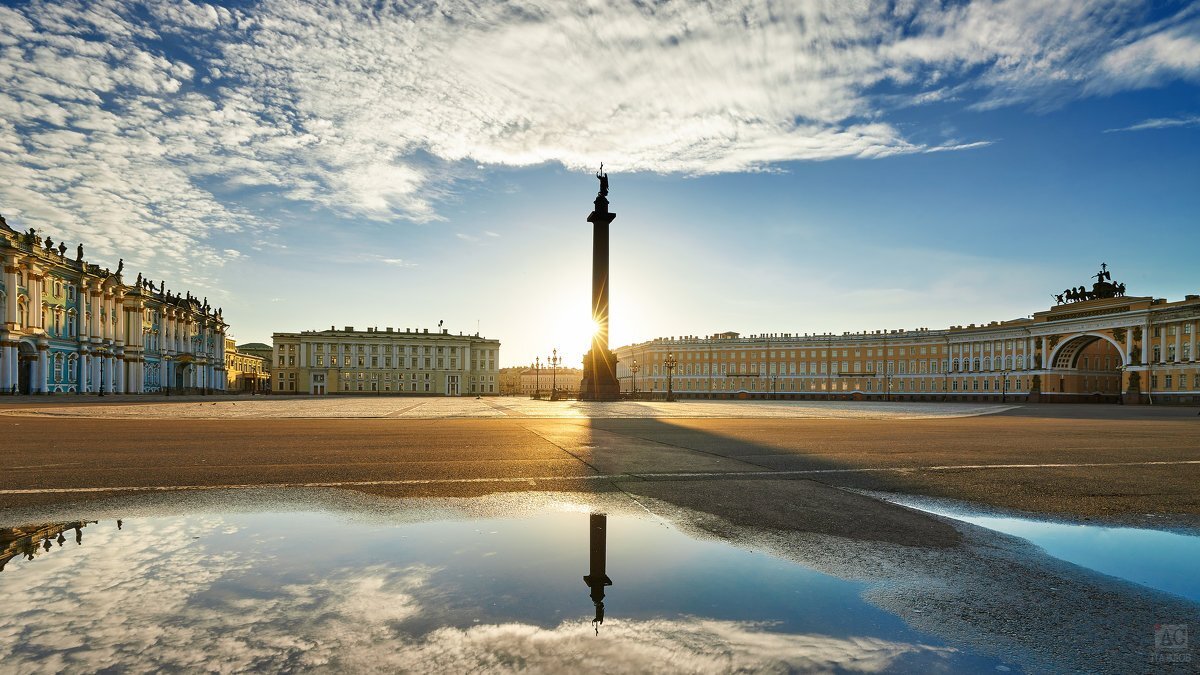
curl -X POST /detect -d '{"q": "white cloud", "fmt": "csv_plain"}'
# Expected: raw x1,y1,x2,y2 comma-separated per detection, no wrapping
0,0,1197,280
380,258,417,268
1104,114,1200,132
0,521,954,673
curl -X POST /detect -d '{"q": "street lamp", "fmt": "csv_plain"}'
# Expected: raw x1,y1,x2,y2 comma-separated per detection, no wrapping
533,356,541,399
548,348,561,400
630,358,640,399
164,353,173,397
664,351,678,402
1001,370,1009,403
97,347,107,398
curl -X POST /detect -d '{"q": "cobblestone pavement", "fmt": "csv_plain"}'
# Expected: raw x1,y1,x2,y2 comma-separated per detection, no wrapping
0,396,1017,419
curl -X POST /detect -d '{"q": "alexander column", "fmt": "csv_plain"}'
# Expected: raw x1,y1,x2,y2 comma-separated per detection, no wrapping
579,166,621,400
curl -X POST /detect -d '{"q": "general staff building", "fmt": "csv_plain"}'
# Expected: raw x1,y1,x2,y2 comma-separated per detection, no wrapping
615,268,1199,405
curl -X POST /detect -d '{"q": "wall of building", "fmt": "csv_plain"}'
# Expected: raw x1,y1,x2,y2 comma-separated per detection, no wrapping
271,326,500,396
615,294,1200,404
1,218,227,395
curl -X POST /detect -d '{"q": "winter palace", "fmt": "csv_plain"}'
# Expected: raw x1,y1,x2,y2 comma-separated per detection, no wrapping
0,216,228,394
616,266,1200,405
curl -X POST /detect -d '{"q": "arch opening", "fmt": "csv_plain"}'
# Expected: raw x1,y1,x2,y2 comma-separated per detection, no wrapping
1046,334,1123,399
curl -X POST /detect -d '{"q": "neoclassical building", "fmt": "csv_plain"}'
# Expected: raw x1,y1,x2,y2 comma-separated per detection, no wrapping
225,338,268,393
0,215,228,394
272,326,500,395
615,267,1200,404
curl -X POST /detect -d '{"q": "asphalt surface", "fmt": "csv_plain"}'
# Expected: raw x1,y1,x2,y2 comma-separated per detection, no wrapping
2,397,1198,527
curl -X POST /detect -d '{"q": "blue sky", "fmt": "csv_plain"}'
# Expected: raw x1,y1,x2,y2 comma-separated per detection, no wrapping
1,0,1198,367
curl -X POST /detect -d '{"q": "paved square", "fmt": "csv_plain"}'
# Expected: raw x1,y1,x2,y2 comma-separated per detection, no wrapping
0,396,1016,420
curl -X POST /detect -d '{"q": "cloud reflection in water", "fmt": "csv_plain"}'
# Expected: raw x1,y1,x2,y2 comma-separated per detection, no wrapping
0,510,970,673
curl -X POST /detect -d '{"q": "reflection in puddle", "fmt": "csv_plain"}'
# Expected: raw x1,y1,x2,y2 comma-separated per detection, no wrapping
880,494,1200,603
0,506,1016,673
0,520,98,571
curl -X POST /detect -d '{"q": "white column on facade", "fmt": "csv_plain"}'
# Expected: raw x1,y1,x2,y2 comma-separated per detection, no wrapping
1124,328,1133,365
78,352,88,393
91,354,101,392
114,295,124,345
1191,320,1198,363
90,291,100,339
28,267,43,331
1038,337,1047,369
0,344,9,392
2,257,19,326
36,345,48,393
1160,323,1168,363
1174,323,1182,363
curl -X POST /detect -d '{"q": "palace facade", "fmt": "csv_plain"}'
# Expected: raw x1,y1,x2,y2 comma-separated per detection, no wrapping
272,326,500,395
615,268,1200,404
0,216,228,394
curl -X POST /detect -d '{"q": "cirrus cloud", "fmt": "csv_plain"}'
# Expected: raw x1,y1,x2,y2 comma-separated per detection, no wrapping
0,0,1198,287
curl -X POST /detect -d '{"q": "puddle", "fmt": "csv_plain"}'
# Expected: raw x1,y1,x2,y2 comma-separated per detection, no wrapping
0,504,1015,673
875,494,1200,603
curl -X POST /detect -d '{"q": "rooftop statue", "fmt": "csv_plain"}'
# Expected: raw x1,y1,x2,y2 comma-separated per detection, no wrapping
1055,263,1127,304
596,163,608,197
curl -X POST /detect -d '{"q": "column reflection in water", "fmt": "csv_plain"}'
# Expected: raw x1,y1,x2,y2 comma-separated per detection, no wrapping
582,512,613,634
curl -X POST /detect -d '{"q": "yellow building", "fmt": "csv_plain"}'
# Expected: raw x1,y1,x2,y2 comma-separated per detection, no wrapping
513,367,583,397
224,338,267,393
615,269,1200,404
272,325,500,396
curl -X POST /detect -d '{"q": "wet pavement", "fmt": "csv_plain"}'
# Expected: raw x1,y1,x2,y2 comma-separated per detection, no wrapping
868,492,1200,603
2,489,1197,673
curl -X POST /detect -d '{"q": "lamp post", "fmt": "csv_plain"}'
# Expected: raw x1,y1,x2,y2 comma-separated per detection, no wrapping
548,348,561,400
1001,370,1009,403
629,359,640,399
97,347,107,398
533,356,541,399
164,353,172,397
664,351,677,402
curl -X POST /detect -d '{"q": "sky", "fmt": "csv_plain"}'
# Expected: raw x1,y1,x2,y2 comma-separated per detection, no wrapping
1,0,1198,368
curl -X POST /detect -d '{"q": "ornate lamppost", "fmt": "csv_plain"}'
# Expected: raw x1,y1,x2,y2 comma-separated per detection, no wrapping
533,356,541,399
548,348,561,400
664,351,678,402
629,358,640,399
1001,370,1009,403
97,346,107,398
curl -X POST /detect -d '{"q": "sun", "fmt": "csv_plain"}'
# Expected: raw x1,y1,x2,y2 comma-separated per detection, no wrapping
545,313,601,366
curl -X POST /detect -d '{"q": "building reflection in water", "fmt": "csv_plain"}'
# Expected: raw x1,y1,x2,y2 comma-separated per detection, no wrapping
0,520,102,572
583,512,613,634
